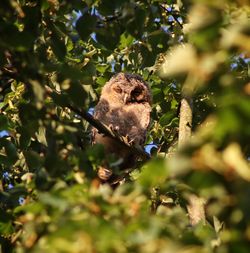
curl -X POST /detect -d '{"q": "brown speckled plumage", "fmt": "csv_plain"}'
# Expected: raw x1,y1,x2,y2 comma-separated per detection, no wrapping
92,73,152,183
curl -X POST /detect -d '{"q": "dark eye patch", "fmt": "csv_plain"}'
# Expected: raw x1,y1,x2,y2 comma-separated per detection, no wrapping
131,87,142,97
131,87,145,102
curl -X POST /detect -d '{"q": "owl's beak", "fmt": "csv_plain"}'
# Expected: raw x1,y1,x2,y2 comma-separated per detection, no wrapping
123,93,129,104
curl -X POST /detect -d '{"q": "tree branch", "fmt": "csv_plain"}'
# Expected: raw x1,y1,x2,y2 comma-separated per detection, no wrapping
187,194,206,226
67,105,150,160
45,86,150,160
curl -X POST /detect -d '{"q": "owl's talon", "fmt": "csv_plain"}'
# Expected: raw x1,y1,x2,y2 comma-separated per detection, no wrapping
98,167,112,181
109,124,119,132
128,138,134,145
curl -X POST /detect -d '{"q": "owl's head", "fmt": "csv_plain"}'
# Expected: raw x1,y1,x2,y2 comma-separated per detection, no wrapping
101,73,152,105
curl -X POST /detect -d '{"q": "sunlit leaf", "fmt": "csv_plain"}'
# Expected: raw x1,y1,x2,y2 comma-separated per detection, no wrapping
138,157,168,188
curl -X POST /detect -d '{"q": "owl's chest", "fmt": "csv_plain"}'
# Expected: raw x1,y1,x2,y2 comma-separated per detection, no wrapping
104,105,137,125
105,103,149,132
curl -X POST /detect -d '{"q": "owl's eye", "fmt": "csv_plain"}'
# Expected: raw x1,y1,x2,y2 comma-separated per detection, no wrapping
113,86,122,94
131,87,143,102
131,87,142,97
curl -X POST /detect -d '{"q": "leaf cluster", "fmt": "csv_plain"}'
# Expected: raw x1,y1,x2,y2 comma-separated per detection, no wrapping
0,0,250,252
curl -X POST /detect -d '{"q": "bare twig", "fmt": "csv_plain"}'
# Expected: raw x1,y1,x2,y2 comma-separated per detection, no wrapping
160,4,183,29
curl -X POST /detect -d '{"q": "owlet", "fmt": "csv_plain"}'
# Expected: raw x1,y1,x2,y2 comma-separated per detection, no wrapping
92,73,152,183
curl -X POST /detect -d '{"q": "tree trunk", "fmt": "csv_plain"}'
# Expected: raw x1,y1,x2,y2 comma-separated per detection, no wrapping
178,94,206,225
178,96,193,147
187,194,206,226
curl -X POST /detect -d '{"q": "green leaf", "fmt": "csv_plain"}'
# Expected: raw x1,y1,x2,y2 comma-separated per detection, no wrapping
159,112,174,126
0,138,18,165
0,115,9,130
140,45,156,67
213,216,223,234
122,5,146,39
119,32,134,49
138,157,168,188
67,81,88,107
50,31,66,61
24,150,43,170
86,144,105,164
59,64,91,82
76,13,97,41
0,211,14,235
39,192,68,211
50,92,70,107
96,26,121,50
19,127,31,149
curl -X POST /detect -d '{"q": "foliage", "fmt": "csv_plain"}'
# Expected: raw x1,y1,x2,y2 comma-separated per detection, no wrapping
0,0,249,252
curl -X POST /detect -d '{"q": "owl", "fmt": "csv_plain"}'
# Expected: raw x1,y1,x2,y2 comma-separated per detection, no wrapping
92,72,152,183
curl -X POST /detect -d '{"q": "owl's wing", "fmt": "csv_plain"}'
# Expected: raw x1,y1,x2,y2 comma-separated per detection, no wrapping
125,103,151,129
124,103,151,146
94,99,109,120
138,104,151,130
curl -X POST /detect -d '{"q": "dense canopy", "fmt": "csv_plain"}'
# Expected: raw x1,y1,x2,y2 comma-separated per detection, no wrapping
0,0,250,252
